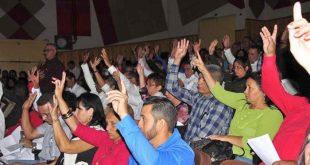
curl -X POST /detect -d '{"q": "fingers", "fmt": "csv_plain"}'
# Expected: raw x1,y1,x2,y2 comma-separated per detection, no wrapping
272,24,278,41
294,24,310,38
293,2,302,21
60,72,66,87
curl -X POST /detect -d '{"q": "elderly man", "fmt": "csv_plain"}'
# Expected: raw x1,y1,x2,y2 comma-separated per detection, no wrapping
107,84,194,164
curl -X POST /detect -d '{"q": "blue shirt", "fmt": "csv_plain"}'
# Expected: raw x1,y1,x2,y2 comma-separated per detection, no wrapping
165,64,233,143
117,115,194,165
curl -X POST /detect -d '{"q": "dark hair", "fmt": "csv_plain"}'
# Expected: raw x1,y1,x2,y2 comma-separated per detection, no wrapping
105,104,135,121
37,93,54,106
127,71,139,83
66,71,76,81
233,56,252,76
249,45,260,53
77,93,106,128
63,91,77,110
147,73,165,88
143,96,176,132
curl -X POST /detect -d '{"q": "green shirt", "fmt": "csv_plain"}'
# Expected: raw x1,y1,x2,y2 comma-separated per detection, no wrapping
211,82,283,160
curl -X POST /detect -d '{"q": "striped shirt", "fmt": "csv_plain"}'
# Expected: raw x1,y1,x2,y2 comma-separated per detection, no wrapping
166,64,233,143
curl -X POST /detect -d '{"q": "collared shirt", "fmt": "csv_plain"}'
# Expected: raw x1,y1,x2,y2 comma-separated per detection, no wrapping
166,64,233,143
178,72,198,92
108,65,143,120
36,118,72,161
117,115,195,165
65,83,87,97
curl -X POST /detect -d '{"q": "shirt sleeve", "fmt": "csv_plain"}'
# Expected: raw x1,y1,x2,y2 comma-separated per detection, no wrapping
165,64,194,105
210,82,246,109
36,122,48,135
73,124,113,148
81,63,99,95
262,55,309,115
224,48,236,65
31,87,42,112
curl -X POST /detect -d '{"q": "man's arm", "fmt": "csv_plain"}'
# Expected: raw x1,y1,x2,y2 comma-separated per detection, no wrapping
21,93,42,139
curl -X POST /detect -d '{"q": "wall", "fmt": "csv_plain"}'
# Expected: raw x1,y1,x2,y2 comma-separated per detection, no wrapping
1,0,310,50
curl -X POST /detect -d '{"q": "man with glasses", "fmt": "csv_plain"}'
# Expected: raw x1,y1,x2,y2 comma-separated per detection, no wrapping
38,43,65,94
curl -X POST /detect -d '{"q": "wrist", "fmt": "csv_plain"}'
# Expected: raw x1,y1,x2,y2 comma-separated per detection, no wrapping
119,113,128,119
174,59,181,65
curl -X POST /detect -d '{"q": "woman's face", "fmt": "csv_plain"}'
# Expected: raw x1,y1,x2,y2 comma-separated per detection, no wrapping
105,111,121,141
233,61,248,78
244,78,264,104
74,102,93,125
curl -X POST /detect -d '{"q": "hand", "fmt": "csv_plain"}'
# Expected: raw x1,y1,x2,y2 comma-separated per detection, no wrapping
49,95,59,120
174,39,190,65
136,64,144,76
208,135,228,142
193,51,208,74
90,56,101,71
22,93,37,111
272,160,296,165
38,69,45,80
28,67,39,88
288,2,310,73
52,72,66,99
260,25,278,56
193,39,201,53
208,39,218,55
20,138,32,148
83,53,90,64
223,35,230,50
100,48,112,67
112,70,121,82
107,81,128,119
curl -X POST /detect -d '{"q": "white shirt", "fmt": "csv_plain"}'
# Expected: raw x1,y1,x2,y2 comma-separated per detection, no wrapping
178,73,198,92
0,82,4,139
81,63,109,109
108,65,143,120
66,83,86,97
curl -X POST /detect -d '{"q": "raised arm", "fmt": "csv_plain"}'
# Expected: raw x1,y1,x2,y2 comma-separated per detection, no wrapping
261,24,309,114
90,55,106,88
223,35,236,64
165,39,195,105
81,54,99,95
136,64,146,88
28,67,41,111
193,51,246,109
288,2,310,74
21,93,42,139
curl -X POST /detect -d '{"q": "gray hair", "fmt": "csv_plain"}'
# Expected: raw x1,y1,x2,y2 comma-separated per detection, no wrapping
207,64,223,83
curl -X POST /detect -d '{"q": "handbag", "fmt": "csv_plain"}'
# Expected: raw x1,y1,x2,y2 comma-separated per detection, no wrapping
201,140,234,165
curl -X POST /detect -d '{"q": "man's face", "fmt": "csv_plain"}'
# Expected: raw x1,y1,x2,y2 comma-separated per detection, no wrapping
66,77,75,88
146,79,161,96
138,105,158,141
38,103,53,124
248,48,259,64
183,64,193,78
44,45,56,60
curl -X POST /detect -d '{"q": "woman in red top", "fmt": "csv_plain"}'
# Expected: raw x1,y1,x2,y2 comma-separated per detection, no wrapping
53,72,131,165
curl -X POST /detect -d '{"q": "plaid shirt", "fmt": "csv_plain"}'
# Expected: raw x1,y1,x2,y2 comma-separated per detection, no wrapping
166,64,233,143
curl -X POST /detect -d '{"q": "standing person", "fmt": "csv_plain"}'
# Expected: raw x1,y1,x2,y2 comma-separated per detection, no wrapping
39,43,65,94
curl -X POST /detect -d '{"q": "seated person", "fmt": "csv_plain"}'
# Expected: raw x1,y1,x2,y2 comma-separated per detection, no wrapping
21,93,72,164
107,81,195,165
192,47,283,164
53,72,131,165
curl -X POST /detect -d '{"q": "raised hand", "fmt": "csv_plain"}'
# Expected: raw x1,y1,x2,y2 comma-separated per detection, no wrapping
116,55,124,66
28,67,39,88
100,48,112,67
107,80,128,119
260,25,278,56
22,93,37,111
193,50,208,74
288,2,310,73
83,53,90,64
49,95,59,120
173,39,190,65
223,35,230,50
136,64,144,76
208,39,218,55
52,72,66,99
90,56,101,71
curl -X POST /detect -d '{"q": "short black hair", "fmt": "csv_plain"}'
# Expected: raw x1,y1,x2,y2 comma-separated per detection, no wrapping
147,73,165,88
66,71,76,81
37,93,54,106
143,96,176,132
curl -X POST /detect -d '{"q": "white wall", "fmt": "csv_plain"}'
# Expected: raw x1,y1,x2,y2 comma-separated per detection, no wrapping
1,0,310,49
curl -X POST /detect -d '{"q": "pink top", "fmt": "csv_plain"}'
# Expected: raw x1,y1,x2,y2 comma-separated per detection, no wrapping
74,124,130,165
262,55,310,160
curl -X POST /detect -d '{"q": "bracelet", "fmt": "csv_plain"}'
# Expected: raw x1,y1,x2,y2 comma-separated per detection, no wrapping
61,110,73,119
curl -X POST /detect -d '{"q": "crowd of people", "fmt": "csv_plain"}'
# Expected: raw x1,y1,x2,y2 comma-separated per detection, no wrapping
0,2,310,165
